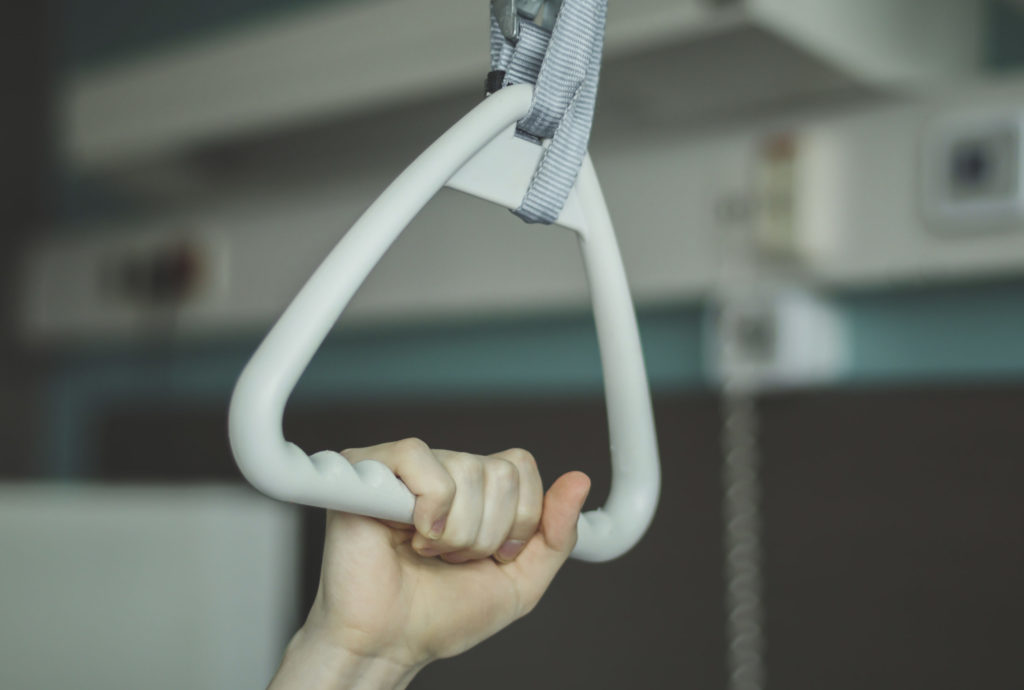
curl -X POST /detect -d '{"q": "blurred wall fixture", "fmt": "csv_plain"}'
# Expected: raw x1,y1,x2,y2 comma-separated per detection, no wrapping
709,287,848,390
921,110,1024,232
101,238,203,306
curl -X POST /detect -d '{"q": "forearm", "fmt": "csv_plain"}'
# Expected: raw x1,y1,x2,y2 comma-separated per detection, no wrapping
268,627,424,690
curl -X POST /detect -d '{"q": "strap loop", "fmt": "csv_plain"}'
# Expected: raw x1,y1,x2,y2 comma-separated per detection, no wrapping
489,0,607,224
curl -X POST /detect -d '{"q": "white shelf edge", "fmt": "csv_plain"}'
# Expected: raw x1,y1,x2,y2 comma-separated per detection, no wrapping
63,0,739,169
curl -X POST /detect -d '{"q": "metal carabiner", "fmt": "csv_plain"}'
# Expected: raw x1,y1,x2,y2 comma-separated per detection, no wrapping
228,84,660,562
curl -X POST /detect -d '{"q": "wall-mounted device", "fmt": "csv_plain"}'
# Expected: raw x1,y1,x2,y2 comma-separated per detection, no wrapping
707,287,848,390
921,111,1024,232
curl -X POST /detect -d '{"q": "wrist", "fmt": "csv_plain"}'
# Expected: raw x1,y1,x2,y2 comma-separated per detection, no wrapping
270,625,426,690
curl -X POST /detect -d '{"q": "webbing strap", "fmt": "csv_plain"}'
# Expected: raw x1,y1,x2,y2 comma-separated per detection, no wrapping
489,0,607,224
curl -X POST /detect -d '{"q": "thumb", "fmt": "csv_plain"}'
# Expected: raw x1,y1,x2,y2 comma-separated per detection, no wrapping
506,471,591,607
537,471,592,554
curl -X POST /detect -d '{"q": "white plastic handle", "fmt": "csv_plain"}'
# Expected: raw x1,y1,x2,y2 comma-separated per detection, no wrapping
228,85,660,562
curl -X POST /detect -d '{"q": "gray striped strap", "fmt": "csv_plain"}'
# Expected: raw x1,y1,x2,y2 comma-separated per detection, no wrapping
489,0,607,225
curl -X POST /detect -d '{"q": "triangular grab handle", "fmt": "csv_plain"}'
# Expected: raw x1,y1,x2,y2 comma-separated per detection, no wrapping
228,85,660,562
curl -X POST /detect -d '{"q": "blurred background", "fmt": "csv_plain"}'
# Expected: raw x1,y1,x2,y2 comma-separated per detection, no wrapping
3,0,1024,688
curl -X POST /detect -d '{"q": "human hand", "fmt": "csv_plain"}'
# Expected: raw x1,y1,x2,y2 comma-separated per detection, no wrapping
268,438,591,689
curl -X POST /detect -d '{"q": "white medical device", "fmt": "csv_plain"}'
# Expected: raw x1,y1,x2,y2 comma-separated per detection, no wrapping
228,12,660,563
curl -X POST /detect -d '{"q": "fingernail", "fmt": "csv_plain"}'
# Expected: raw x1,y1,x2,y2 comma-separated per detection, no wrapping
497,540,525,561
428,516,447,539
419,546,440,557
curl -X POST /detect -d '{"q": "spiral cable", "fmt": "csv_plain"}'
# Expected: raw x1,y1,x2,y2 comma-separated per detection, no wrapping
716,191,766,690
721,382,764,690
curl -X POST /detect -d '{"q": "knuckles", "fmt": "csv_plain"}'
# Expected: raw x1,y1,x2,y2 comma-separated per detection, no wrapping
501,448,536,468
434,473,457,501
392,437,431,458
392,445,543,560
444,452,484,481
486,457,519,486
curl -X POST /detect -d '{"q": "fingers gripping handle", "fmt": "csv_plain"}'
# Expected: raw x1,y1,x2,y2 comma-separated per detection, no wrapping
227,85,660,562
253,445,629,562
235,443,640,563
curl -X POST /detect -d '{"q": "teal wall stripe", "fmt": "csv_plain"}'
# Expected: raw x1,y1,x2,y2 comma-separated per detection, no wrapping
842,279,1024,381
43,306,706,475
